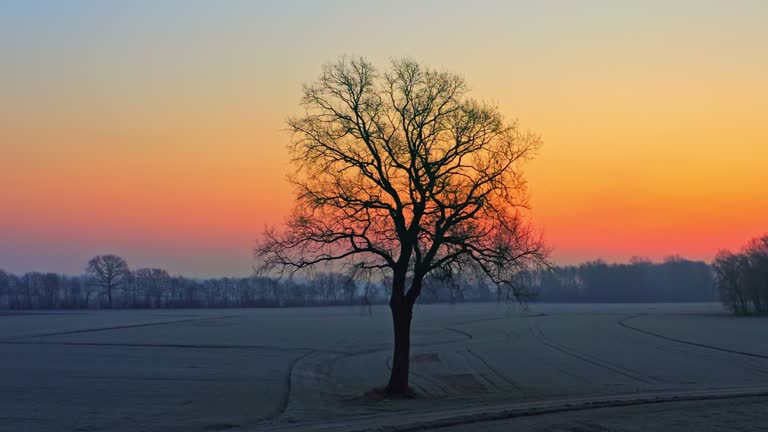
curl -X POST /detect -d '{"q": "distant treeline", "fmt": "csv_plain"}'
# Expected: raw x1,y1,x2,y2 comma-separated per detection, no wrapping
0,265,385,310
0,254,724,310
534,258,717,303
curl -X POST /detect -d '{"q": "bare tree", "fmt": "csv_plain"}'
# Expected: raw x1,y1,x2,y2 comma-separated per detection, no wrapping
713,236,768,315
41,273,60,309
134,268,171,308
256,57,548,394
744,236,768,314
86,255,130,309
714,250,749,314
0,270,9,309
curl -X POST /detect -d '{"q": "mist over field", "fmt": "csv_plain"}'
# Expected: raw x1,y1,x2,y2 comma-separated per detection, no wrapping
0,256,718,310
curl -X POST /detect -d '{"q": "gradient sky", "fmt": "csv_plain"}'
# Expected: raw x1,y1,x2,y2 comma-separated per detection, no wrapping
2,1,767,277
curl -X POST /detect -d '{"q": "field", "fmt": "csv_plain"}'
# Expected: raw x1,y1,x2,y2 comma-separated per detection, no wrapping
1,303,767,431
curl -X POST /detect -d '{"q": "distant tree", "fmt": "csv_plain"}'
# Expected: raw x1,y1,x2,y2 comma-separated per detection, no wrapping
255,276,282,306
0,270,9,308
86,255,130,308
59,275,86,309
40,273,60,309
743,236,768,314
256,57,548,394
340,273,357,304
465,275,493,302
21,272,43,309
313,273,337,304
712,236,768,315
422,266,466,304
133,268,170,308
713,250,749,314
349,264,381,312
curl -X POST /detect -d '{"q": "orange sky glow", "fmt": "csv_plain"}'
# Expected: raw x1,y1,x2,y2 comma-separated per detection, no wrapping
1,1,766,276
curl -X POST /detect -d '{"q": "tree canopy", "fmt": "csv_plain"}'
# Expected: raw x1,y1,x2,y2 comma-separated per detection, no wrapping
258,57,548,300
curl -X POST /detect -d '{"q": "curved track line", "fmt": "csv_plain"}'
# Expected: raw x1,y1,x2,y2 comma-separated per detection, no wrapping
6,315,238,340
529,322,656,384
0,339,316,351
386,388,768,432
443,327,473,340
271,350,317,421
464,348,521,390
256,386,768,432
618,315,768,360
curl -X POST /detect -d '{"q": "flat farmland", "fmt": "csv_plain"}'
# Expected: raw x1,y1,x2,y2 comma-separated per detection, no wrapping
1,303,767,432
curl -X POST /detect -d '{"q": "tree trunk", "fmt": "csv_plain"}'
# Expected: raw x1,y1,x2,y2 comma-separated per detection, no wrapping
107,284,113,309
386,295,414,394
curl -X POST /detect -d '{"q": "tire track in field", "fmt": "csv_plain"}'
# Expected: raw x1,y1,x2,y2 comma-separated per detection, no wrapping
454,349,505,392
464,348,522,390
578,314,768,380
618,315,768,360
529,321,657,384
4,314,239,341
442,322,523,391
444,327,473,340
581,313,768,383
275,321,516,422
257,387,768,432
386,357,445,395
271,349,318,421
650,339,768,378
0,339,319,352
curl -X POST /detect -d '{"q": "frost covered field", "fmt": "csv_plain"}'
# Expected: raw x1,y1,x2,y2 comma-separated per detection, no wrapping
1,303,767,432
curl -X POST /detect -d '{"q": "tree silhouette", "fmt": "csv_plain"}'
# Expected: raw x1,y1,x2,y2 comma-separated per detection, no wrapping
256,57,548,394
86,255,130,308
714,235,768,315
133,268,171,308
